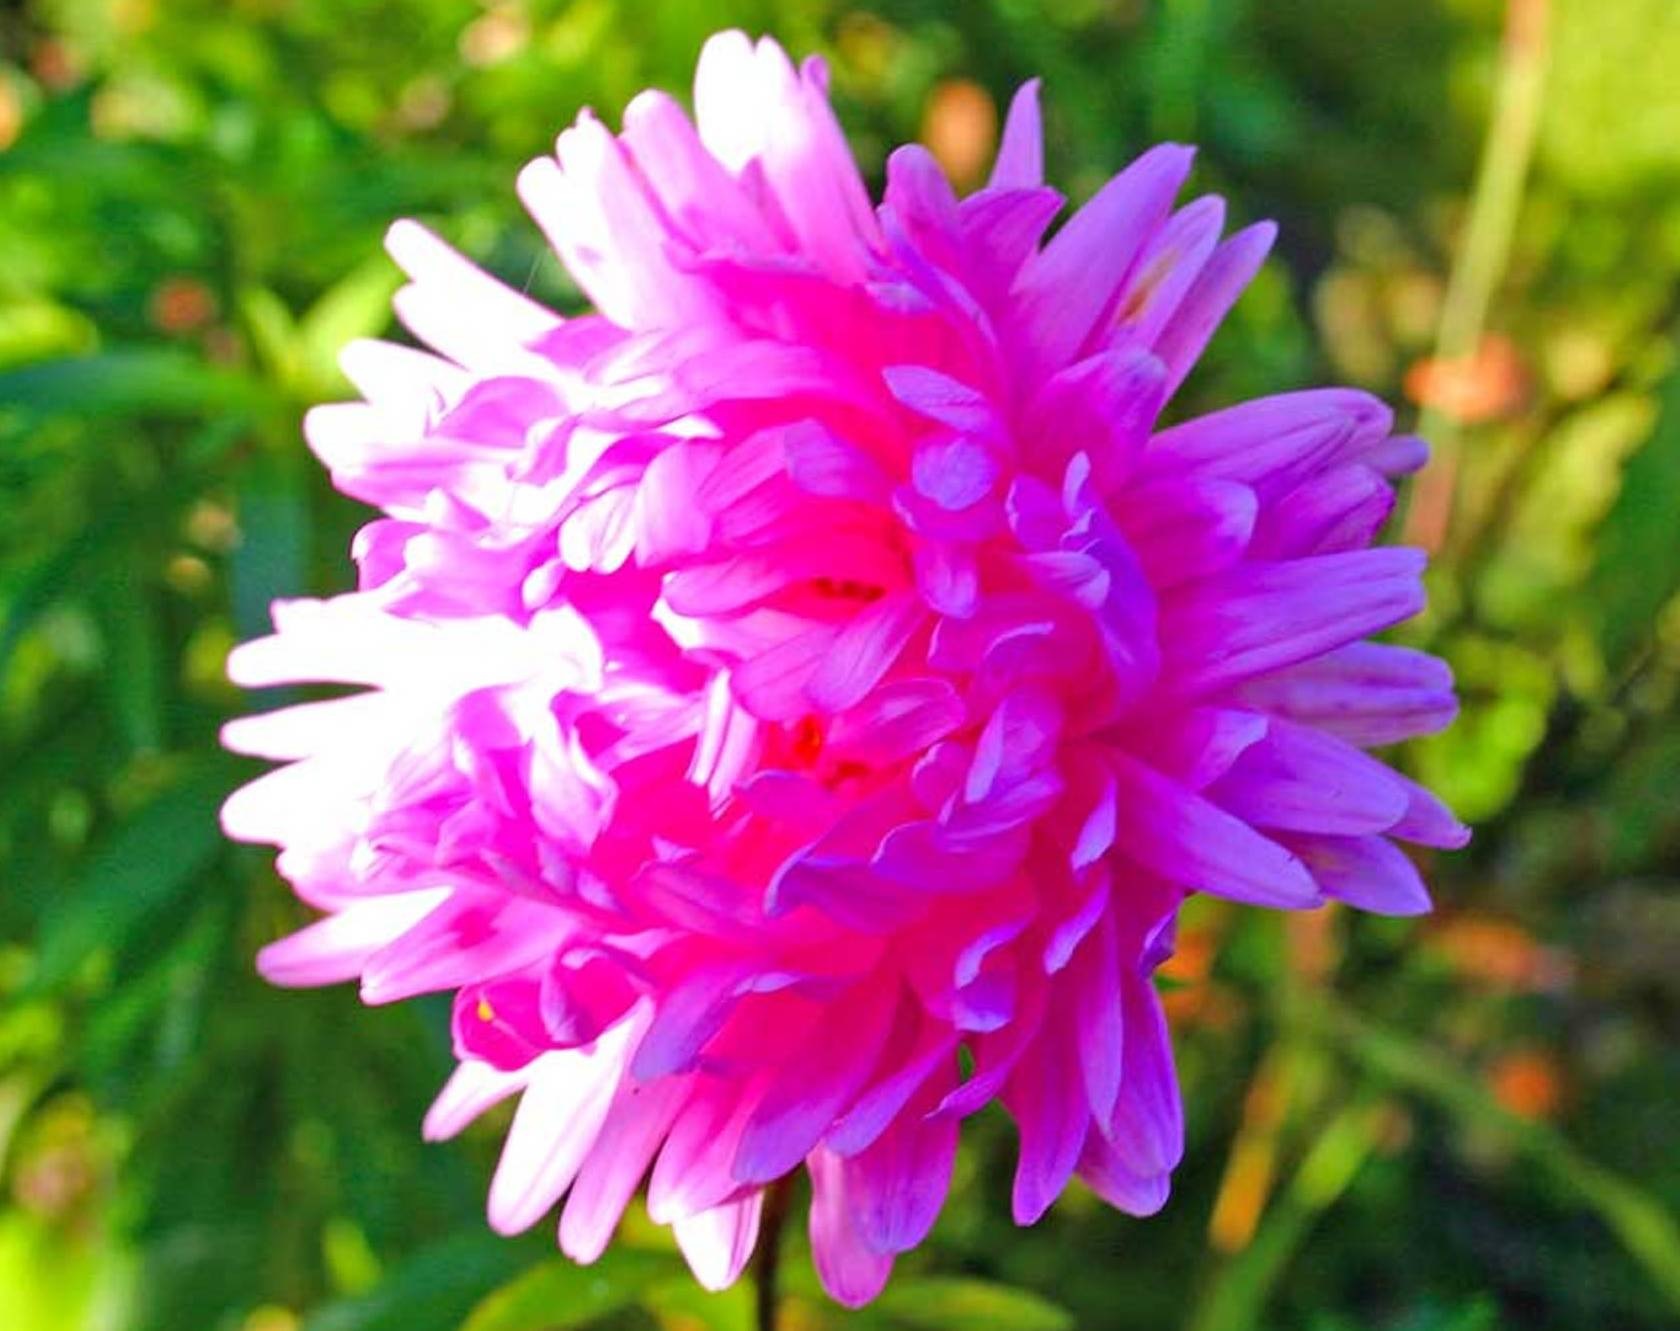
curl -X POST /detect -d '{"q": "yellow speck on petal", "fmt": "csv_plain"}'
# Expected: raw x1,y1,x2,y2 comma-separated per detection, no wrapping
477,997,496,1023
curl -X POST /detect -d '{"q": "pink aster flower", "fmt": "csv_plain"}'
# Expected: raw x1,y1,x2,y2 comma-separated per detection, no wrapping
222,31,1465,1307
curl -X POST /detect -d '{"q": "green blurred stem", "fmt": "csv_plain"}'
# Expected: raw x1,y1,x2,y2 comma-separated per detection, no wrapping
755,1176,793,1331
1405,0,1551,550
1310,999,1680,1311
1190,1099,1390,1331
1149,0,1213,141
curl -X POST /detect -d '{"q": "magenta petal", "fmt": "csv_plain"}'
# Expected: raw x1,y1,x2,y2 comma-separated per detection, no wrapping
1210,719,1410,837
1014,144,1195,373
827,1012,959,1156
990,79,1044,188
648,1085,759,1225
1078,1133,1171,1217
733,982,900,1184
1102,970,1183,1177
805,594,927,714
1293,834,1432,916
730,623,840,721
1110,753,1320,908
782,421,892,501
844,1072,958,1254
1155,220,1277,396
630,964,749,1081
809,1149,895,1307
1005,1005,1091,1224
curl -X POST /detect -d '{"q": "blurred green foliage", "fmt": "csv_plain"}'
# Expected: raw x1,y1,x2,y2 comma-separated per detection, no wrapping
2,1,1678,1328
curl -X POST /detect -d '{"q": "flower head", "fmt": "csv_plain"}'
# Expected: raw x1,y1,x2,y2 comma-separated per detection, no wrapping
223,31,1464,1306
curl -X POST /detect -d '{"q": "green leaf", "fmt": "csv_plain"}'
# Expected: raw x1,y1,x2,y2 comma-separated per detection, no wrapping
297,254,402,396
23,763,230,997
1588,339,1680,672
873,1278,1075,1331
460,1250,684,1331
232,450,311,642
306,1232,533,1331
0,350,269,422
0,514,136,684
1308,999,1680,1313
91,561,165,756
640,1276,754,1331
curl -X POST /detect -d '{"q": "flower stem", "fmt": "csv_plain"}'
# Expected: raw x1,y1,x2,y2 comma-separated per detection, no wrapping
755,1177,794,1331
1403,0,1550,551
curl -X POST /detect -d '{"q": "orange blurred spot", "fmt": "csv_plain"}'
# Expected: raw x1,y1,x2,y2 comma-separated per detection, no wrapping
149,276,218,334
31,39,85,93
1287,906,1339,984
1404,333,1527,424
1424,913,1573,992
460,8,529,67
1207,1053,1295,1253
921,78,997,192
396,77,451,132
0,80,21,152
1208,1141,1273,1253
1159,923,1215,985
1488,1048,1564,1120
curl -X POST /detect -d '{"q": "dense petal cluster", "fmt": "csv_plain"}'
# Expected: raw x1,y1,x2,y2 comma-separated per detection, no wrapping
222,32,1464,1305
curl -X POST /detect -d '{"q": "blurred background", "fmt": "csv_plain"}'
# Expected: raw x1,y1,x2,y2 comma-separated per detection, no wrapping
2,0,1678,1328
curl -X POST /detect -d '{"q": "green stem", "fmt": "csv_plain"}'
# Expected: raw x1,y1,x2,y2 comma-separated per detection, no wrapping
1312,999,1680,1311
1405,0,1551,550
755,1177,793,1331
1190,1099,1389,1331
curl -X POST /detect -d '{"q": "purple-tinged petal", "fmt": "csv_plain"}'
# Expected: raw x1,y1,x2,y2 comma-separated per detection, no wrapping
1006,997,1091,1224
1234,642,1458,747
1101,969,1183,1177
1155,219,1276,397
805,593,927,715
1209,719,1411,837
1293,834,1432,916
844,1071,959,1254
1110,753,1320,908
1013,144,1195,374
734,982,900,1183
1160,549,1427,698
809,1149,895,1307
990,79,1044,188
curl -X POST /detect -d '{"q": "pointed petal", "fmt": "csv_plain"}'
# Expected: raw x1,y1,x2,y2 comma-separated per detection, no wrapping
486,1032,631,1235
673,1191,763,1292
1293,834,1432,915
805,594,927,714
990,80,1044,188
1110,753,1320,907
809,1149,895,1307
1014,145,1194,373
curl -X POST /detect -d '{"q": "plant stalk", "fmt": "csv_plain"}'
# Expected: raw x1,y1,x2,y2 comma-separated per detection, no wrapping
755,1176,794,1331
